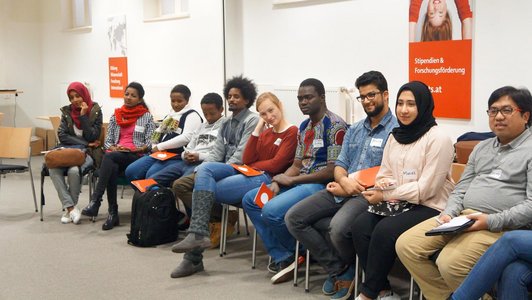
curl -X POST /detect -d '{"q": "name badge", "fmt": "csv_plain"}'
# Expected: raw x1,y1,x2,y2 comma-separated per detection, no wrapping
176,127,182,135
370,138,383,147
489,169,502,179
313,139,324,148
135,125,145,132
403,169,417,180
274,138,282,146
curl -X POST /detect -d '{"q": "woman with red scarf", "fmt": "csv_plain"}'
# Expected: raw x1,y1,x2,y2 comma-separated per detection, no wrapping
49,82,102,224
82,82,156,230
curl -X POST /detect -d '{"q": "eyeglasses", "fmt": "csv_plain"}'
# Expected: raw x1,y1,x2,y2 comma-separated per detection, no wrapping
486,106,522,117
356,91,381,102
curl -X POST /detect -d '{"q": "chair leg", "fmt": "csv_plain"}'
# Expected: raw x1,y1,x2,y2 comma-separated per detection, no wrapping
305,249,310,292
293,240,300,286
354,255,361,297
40,174,44,221
219,204,228,257
236,208,241,235
242,210,250,236
409,276,415,300
29,164,38,212
222,205,229,255
251,228,257,269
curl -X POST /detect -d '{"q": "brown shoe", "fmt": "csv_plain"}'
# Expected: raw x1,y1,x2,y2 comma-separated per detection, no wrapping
209,222,222,248
226,210,239,237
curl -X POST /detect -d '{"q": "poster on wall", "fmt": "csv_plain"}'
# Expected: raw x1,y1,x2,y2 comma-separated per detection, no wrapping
107,15,128,98
409,0,473,119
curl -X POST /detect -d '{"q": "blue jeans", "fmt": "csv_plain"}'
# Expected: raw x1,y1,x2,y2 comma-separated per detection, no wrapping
452,230,532,300
194,162,271,205
124,155,181,183
243,183,325,263
150,160,197,187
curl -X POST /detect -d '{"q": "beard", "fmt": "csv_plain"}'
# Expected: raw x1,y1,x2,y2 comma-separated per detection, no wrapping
364,102,384,118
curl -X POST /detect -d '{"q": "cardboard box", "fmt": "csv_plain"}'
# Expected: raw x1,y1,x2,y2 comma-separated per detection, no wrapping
35,127,47,140
46,129,57,150
30,136,44,156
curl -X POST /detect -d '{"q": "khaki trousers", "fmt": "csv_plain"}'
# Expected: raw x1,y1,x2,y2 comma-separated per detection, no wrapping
396,210,503,300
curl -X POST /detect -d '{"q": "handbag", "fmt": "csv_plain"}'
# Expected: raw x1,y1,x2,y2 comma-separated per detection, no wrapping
44,147,86,168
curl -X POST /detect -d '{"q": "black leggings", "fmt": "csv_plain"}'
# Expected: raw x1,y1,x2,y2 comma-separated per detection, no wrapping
352,205,439,299
93,151,139,210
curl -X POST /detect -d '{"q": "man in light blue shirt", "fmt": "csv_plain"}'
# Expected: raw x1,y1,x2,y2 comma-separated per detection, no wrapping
285,71,398,300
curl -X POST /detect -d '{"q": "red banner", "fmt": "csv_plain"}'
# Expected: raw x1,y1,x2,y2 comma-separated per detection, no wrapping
108,57,128,98
409,40,471,119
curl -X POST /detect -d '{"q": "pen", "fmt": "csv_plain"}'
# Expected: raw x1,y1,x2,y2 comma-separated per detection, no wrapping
434,216,443,225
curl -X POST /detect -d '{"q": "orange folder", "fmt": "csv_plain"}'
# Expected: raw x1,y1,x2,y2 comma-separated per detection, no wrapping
231,164,263,177
131,178,158,193
150,151,178,161
254,183,273,208
348,166,380,188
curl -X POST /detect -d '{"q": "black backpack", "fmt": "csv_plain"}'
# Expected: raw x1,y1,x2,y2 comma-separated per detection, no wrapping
127,186,180,247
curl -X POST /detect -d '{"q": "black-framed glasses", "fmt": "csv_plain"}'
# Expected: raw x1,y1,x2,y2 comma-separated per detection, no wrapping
486,106,522,117
356,91,381,102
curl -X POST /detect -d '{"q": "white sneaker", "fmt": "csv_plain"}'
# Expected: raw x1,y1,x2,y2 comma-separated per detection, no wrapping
70,207,81,224
61,211,71,224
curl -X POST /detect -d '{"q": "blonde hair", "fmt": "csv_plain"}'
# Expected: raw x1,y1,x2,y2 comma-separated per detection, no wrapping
256,92,284,112
421,12,452,41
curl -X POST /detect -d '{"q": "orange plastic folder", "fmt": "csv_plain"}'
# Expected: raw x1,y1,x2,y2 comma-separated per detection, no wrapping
349,166,380,188
231,164,263,177
131,178,158,193
254,183,273,208
150,151,177,161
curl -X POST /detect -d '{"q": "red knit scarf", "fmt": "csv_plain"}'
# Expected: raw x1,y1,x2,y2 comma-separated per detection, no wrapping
114,105,149,128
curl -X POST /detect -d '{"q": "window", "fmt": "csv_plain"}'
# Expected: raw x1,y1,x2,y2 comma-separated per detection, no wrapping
143,0,190,22
61,0,92,31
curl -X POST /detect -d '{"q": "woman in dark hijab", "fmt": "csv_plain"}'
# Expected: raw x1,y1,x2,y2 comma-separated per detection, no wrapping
350,81,455,300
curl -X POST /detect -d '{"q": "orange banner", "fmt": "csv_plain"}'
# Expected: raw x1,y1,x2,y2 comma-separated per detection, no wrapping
108,57,128,98
409,40,472,119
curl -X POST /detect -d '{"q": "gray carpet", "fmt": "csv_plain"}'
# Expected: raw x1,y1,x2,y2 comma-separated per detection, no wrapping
0,156,412,300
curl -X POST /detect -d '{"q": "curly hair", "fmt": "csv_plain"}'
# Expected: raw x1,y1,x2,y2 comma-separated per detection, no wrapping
223,75,258,108
421,12,452,42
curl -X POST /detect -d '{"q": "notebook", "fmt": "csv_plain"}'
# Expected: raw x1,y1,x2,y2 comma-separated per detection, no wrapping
131,178,158,193
253,183,273,208
231,164,263,177
425,214,479,236
348,166,380,188
150,151,178,161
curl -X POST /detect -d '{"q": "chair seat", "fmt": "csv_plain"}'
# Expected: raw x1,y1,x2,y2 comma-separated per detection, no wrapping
0,164,29,173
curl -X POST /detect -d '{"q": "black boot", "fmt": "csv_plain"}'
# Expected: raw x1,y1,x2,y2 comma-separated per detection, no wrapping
102,198,119,230
102,210,119,231
81,198,101,217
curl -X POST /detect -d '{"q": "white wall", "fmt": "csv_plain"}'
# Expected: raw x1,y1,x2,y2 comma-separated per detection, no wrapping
1,0,226,128
1,0,531,141
0,0,43,128
241,0,532,141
